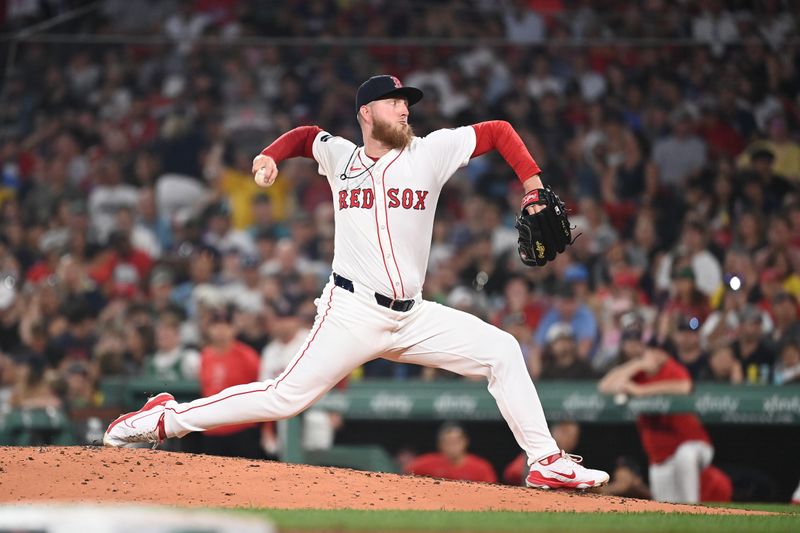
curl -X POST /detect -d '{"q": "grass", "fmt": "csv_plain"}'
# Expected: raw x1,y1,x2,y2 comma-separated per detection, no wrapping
233,508,800,532
706,502,800,514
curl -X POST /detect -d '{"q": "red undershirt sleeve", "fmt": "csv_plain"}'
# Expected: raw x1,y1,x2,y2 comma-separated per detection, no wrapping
471,121,541,183
260,125,322,163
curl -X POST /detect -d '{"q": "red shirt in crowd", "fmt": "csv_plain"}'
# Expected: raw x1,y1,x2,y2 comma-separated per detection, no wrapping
200,340,261,436
700,465,733,502
491,303,545,331
406,453,497,483
503,453,527,485
89,249,154,297
25,261,54,283
634,357,711,465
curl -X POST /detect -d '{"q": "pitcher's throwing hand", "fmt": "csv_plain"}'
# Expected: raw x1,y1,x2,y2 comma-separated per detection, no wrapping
252,154,277,187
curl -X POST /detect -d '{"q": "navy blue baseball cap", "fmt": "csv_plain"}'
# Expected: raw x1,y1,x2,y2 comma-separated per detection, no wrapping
355,75,423,114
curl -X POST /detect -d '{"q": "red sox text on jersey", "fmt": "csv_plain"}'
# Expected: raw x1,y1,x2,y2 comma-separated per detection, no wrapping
338,188,429,210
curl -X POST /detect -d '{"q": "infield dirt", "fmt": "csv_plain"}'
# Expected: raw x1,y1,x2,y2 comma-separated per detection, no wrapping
0,446,763,514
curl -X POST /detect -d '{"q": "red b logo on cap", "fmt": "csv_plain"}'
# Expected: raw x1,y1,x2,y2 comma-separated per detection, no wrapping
390,76,402,88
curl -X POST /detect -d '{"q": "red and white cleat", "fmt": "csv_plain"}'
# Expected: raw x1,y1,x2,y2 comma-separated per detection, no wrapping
526,450,610,490
103,392,174,448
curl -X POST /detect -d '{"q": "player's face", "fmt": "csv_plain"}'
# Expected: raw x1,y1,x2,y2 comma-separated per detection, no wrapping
371,97,409,123
368,98,414,149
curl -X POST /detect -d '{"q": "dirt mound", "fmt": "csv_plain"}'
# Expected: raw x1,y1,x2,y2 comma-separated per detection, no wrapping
0,446,759,514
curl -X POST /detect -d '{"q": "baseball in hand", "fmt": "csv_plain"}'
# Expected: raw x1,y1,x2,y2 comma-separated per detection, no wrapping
252,154,276,187
255,167,267,185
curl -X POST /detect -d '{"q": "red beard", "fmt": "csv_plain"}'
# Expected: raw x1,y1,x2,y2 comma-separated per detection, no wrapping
372,117,414,150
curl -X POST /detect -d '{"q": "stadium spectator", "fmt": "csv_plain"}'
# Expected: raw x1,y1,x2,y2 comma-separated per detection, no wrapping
45,301,96,370
703,345,744,384
767,292,800,351
701,278,749,349
115,206,161,260
597,456,653,499
652,110,707,191
502,0,546,45
740,149,795,212
89,230,153,299
534,282,598,363
147,267,178,315
0,352,16,410
9,355,61,410
199,304,261,458
599,344,714,503
490,275,544,332
656,266,711,345
143,312,200,382
202,202,256,256
62,360,102,411
774,341,800,385
691,0,740,57
732,305,777,385
406,422,497,484
656,221,722,299
599,459,732,503
740,115,800,183
171,245,219,318
670,315,712,382
538,323,597,381
756,214,800,276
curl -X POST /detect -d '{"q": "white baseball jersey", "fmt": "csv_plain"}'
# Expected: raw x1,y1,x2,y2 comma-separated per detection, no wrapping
158,125,561,467
312,127,477,299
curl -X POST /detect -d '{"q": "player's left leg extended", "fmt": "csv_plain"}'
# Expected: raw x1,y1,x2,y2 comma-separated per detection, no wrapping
390,300,608,489
104,280,386,447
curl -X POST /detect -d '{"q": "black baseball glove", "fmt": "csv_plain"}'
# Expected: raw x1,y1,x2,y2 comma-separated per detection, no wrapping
514,188,573,267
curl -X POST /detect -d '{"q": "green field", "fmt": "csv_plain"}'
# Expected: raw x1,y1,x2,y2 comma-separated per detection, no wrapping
236,505,800,532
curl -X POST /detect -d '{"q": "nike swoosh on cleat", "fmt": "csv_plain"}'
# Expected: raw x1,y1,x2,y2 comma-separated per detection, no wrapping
550,470,576,479
123,415,144,429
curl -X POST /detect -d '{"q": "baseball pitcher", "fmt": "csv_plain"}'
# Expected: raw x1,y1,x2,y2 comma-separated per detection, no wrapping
104,75,609,490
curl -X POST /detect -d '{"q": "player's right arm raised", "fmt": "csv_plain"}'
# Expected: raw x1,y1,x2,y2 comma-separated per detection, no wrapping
252,125,323,187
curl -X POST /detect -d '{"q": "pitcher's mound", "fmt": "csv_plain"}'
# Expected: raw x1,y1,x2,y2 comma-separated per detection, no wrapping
0,446,754,514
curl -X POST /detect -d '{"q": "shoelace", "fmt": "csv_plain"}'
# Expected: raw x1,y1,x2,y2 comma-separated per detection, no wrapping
563,452,583,464
127,429,160,447
539,450,585,467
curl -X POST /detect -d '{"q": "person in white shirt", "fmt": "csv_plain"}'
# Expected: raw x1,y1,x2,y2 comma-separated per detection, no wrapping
692,0,740,57
259,298,313,455
656,220,722,298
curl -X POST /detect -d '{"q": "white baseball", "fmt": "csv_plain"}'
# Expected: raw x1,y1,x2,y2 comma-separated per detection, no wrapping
255,167,267,186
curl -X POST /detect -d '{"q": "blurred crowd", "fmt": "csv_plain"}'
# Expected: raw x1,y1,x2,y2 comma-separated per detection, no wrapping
1,0,800,422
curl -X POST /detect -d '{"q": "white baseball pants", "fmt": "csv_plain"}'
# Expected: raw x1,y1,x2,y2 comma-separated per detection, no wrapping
162,276,559,462
649,441,714,503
